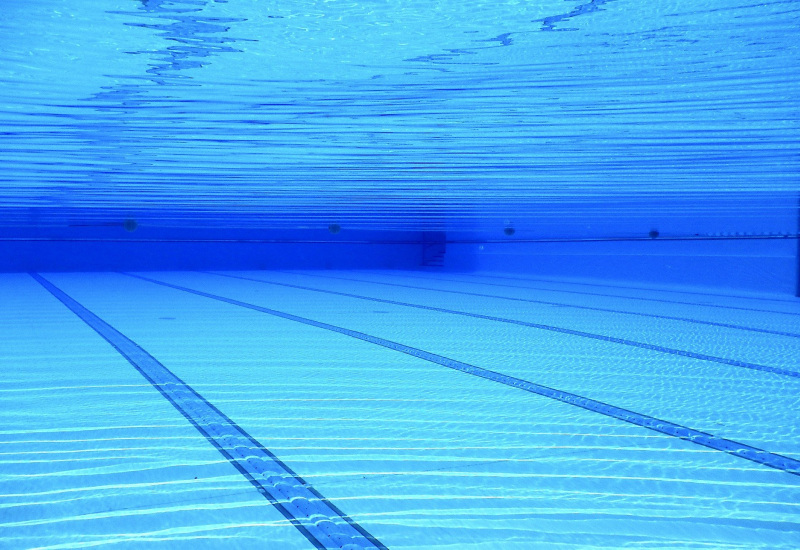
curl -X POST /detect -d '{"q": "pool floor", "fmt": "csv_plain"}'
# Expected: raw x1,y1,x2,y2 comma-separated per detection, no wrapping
2,270,799,549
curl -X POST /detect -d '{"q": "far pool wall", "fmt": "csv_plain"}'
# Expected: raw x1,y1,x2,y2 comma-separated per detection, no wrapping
445,238,798,295
0,226,425,272
443,195,800,295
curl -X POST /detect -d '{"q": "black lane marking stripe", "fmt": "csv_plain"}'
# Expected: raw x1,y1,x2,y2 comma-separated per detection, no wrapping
461,272,800,305
276,270,800,339
208,271,800,380
125,272,800,477
374,270,800,317
31,273,386,550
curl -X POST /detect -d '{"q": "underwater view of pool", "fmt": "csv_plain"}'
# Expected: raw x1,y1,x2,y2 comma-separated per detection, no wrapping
1,0,799,548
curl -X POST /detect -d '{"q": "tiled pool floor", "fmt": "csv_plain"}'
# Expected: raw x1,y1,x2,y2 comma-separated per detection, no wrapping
2,270,799,549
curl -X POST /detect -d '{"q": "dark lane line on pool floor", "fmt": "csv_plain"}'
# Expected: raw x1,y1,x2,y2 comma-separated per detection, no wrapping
124,272,800,478
274,270,800,339
456,272,800,305
31,273,387,550
205,271,800,380
344,270,800,317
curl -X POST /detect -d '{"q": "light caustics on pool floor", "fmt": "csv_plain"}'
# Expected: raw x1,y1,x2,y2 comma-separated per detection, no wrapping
2,270,800,549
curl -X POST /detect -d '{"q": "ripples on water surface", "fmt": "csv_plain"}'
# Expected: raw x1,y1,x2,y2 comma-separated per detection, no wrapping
0,0,798,232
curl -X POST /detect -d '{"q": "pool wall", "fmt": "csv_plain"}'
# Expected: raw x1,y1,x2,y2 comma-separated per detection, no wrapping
0,227,425,272
3,197,796,294
3,230,796,295
447,238,798,294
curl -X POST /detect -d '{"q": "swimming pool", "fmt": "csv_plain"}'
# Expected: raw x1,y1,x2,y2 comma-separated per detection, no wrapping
1,0,799,548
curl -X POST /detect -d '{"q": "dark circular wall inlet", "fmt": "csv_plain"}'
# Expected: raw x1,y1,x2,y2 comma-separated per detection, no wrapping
123,219,138,232
328,223,341,234
649,229,660,239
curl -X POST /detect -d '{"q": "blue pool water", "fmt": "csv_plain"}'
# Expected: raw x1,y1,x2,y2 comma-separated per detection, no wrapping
1,1,799,549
